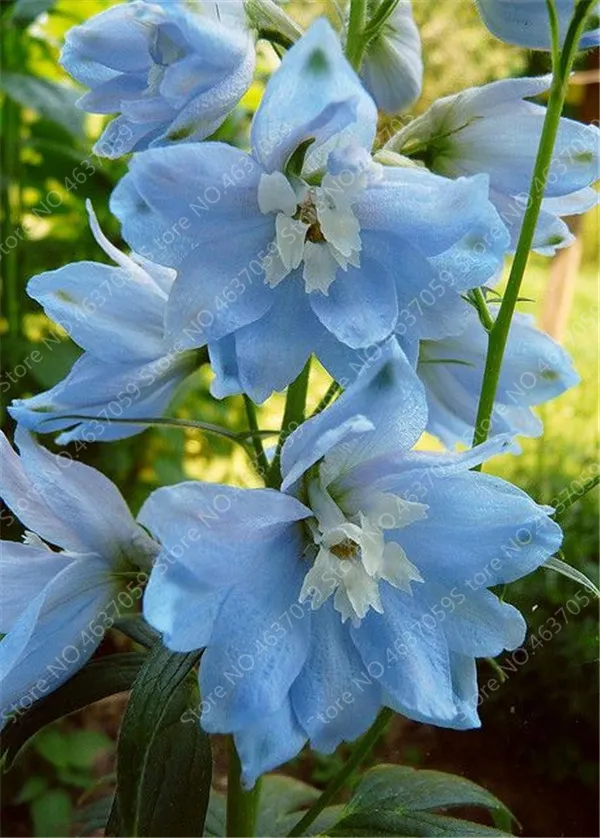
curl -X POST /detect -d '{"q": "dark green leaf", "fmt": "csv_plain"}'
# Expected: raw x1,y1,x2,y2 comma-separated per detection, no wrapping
115,642,211,837
326,765,513,837
0,72,84,137
113,616,160,650
1,652,146,766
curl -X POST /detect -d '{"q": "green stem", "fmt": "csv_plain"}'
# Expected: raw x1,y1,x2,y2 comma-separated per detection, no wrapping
471,0,595,456
345,0,368,70
226,739,261,837
0,20,23,386
287,708,393,837
556,474,599,518
267,359,311,488
243,395,270,481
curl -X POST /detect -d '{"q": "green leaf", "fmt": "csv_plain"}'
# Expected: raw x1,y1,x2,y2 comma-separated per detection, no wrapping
113,615,160,650
325,765,513,837
65,729,113,768
0,73,84,137
543,555,600,598
31,788,72,838
1,652,146,766
204,775,343,838
11,0,56,25
15,775,48,804
115,642,211,837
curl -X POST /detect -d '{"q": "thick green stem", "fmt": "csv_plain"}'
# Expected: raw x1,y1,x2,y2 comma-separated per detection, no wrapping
287,708,392,837
345,0,368,70
243,395,269,480
471,0,595,456
226,739,261,837
267,359,311,488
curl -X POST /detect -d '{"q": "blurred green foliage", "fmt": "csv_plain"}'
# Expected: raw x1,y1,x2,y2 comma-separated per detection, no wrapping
1,0,598,835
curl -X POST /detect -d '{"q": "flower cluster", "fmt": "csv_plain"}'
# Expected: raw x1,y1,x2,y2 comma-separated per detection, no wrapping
2,0,597,790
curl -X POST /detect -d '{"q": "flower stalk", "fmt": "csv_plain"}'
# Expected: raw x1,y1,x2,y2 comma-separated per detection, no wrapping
226,738,262,837
471,0,596,455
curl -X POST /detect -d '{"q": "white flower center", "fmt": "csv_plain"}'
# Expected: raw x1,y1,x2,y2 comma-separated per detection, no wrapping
257,153,380,295
299,476,427,625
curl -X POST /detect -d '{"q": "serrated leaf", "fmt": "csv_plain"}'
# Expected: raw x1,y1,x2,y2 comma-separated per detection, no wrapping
543,555,600,598
326,765,513,837
115,642,211,837
1,652,146,766
15,775,48,804
0,73,84,137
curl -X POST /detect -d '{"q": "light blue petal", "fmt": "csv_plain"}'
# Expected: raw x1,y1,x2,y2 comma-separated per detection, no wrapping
233,280,325,403
251,19,377,174
138,482,311,585
308,249,398,349
475,0,590,50
2,428,150,562
281,341,427,492
381,469,562,588
453,97,600,198
113,143,264,248
291,599,382,753
143,556,225,653
418,305,580,448
199,528,310,732
234,698,307,789
26,262,168,364
360,1,423,113
0,431,85,555
417,583,526,657
208,336,243,399
9,350,198,445
352,584,456,723
358,168,506,258
0,556,111,726
0,541,71,633
61,2,153,75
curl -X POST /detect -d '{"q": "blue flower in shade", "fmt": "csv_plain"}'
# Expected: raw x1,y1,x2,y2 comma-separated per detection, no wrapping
60,0,255,158
359,1,423,113
0,429,157,725
386,76,600,254
141,342,562,786
111,19,509,403
417,302,580,449
9,203,199,444
475,0,599,51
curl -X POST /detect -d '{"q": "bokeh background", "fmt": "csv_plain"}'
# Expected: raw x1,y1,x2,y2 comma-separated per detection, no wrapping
1,1,598,835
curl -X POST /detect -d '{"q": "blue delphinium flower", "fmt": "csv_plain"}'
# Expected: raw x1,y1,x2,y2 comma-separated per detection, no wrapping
359,0,423,113
475,0,599,51
111,19,509,403
9,203,199,444
417,302,580,448
141,342,562,786
386,76,600,254
0,429,157,726
60,0,255,158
